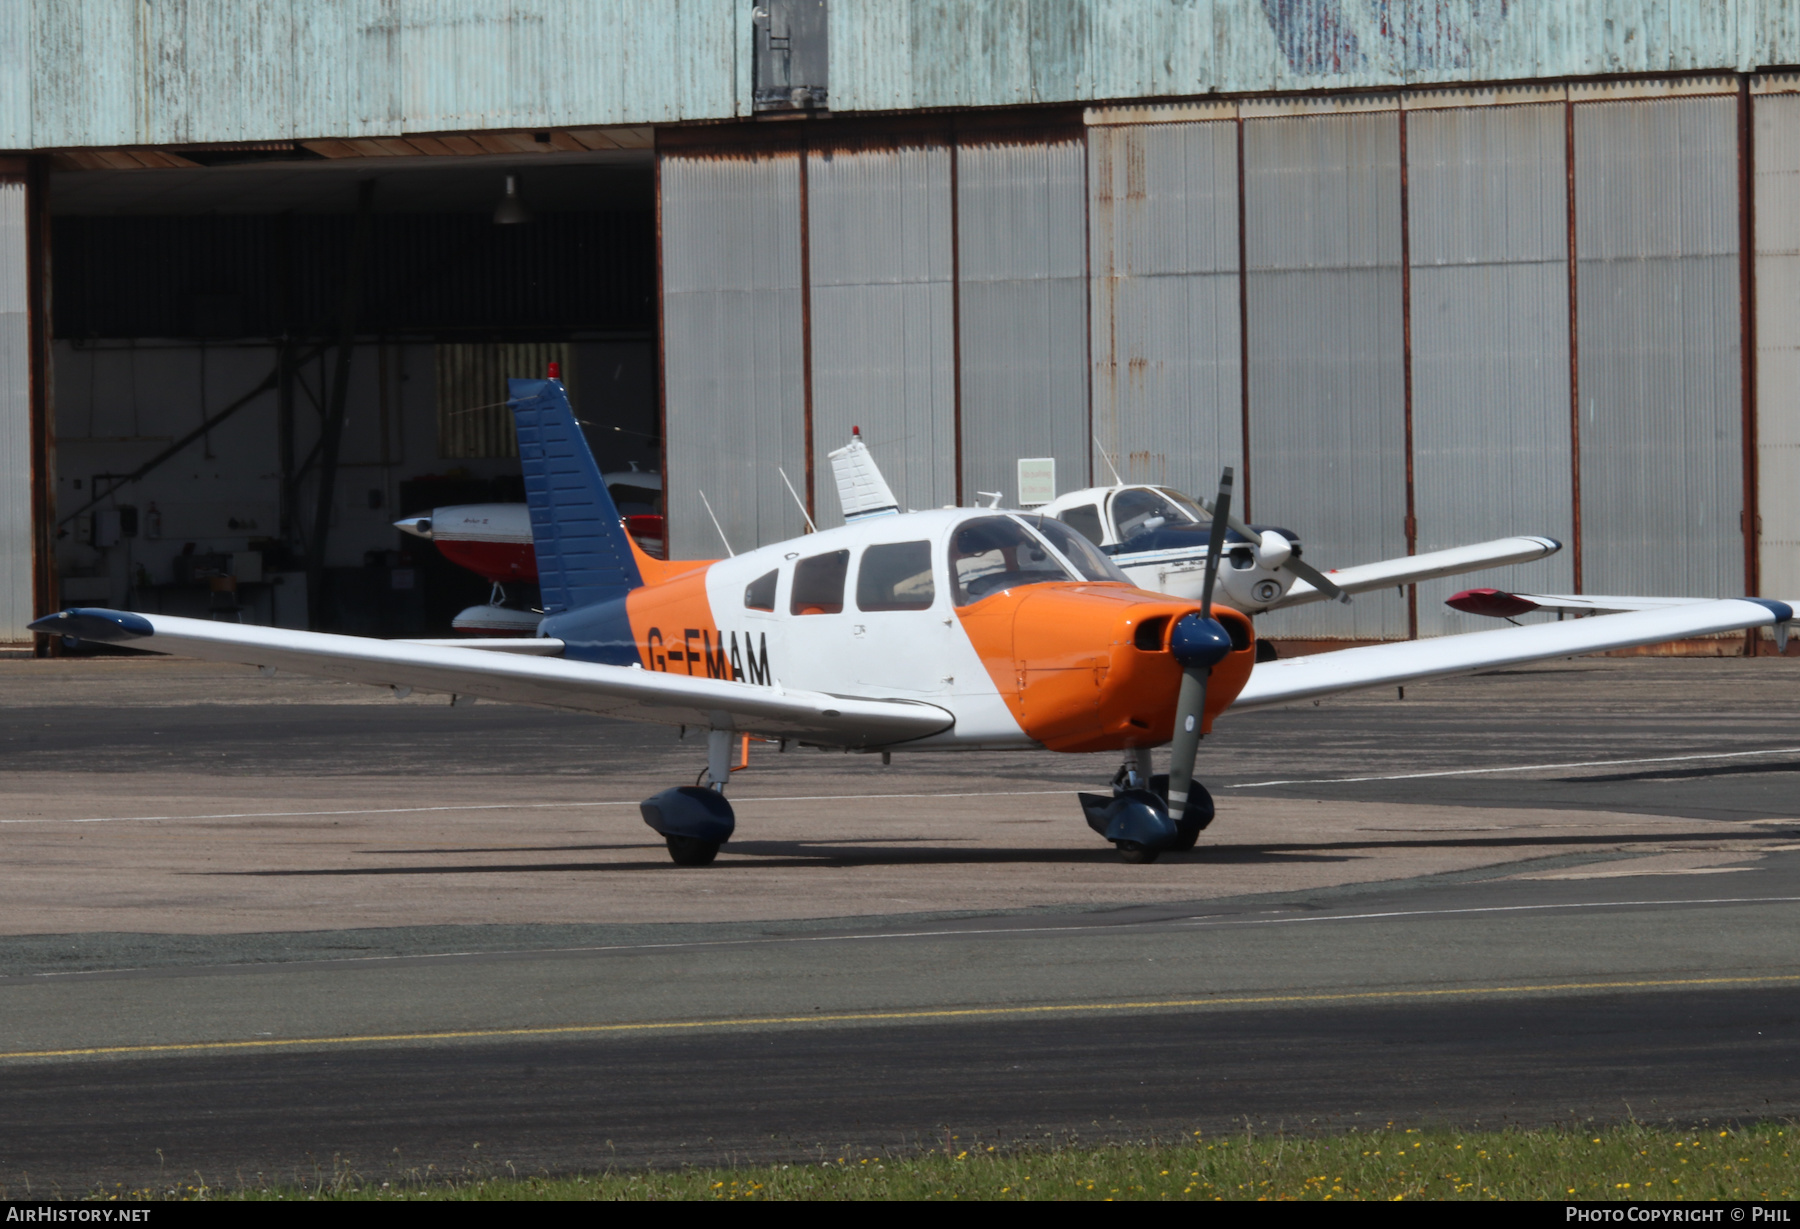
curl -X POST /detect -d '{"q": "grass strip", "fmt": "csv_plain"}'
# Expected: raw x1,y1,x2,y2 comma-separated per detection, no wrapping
87,1121,1800,1201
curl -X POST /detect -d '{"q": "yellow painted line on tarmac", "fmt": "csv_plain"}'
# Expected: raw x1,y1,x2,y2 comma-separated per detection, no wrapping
7,971,1800,1063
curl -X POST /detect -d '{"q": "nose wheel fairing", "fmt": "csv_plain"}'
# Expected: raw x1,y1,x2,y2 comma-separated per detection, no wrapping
1078,766,1215,862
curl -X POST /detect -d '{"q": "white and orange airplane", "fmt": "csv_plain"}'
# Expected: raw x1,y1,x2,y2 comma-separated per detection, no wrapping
34,378,1794,866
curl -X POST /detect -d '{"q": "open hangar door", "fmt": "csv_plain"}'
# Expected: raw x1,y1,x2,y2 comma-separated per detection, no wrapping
47,140,655,639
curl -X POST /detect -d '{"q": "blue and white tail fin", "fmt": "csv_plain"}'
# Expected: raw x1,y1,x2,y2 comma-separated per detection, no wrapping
508,377,642,613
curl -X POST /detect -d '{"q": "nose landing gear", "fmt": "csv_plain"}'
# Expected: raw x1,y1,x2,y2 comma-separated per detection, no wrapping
1077,747,1215,863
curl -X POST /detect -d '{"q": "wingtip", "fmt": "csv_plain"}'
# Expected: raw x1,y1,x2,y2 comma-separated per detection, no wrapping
29,608,155,643
1744,597,1794,624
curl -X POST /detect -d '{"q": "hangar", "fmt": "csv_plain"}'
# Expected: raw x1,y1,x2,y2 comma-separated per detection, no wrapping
2,1,1796,648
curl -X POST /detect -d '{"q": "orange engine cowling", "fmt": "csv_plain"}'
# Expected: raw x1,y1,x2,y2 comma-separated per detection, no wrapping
961,585,1258,754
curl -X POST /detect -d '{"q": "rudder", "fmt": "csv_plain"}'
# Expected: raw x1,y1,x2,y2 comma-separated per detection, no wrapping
508,377,642,612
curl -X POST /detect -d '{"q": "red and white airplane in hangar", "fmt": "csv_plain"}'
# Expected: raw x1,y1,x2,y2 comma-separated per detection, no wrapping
36,379,1793,866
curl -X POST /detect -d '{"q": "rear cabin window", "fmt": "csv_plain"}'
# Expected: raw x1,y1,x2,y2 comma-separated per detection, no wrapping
790,550,849,615
744,569,778,611
1059,504,1104,546
856,541,936,611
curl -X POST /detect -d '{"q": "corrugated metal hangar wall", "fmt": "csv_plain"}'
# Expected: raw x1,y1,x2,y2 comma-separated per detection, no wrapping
660,76,1800,642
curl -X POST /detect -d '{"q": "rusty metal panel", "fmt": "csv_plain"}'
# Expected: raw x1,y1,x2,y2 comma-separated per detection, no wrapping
14,2,1800,150
26,0,741,149
806,141,956,528
1575,96,1743,599
1407,103,1575,637
146,0,297,145
1753,7,1800,71
833,1,1768,115
1086,121,1242,497
291,0,402,141
1756,90,1800,602
956,137,1089,509
1242,110,1410,642
29,0,144,147
660,149,808,560
0,2,30,149
0,181,30,639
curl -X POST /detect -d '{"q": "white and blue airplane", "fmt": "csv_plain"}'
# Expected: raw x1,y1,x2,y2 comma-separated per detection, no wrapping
829,429,1561,620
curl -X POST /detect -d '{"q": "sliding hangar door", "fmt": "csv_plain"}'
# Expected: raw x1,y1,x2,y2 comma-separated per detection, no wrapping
658,79,1798,645
33,142,657,640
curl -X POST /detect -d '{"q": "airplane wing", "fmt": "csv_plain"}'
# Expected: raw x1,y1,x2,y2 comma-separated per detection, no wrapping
32,609,953,748
1273,536,1562,608
1229,598,1792,712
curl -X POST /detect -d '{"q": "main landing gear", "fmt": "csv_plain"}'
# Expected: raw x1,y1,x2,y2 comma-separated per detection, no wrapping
638,729,737,866
1077,746,1215,864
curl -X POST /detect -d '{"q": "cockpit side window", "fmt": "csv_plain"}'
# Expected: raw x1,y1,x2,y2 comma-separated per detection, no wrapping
744,569,778,611
1059,504,1104,546
856,541,936,611
949,516,1073,606
790,550,849,615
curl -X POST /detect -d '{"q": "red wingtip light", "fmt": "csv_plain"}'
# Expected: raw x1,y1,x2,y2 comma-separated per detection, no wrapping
547,361,560,380
1447,588,1541,619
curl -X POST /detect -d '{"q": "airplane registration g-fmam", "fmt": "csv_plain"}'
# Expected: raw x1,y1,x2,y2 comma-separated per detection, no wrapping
34,378,1796,867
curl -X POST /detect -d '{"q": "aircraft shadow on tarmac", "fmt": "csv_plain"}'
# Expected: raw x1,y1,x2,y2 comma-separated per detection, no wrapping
1565,759,1800,783
193,824,1783,877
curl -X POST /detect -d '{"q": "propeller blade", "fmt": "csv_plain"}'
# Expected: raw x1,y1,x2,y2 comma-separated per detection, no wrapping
1281,553,1349,604
1199,493,1349,604
1197,469,1233,618
1169,467,1236,816
1166,666,1209,813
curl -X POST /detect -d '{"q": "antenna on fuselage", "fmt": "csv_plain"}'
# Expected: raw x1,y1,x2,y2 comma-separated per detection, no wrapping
777,466,817,533
1092,433,1124,487
697,489,735,557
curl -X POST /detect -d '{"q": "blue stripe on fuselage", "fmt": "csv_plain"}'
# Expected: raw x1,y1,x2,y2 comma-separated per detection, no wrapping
539,595,641,667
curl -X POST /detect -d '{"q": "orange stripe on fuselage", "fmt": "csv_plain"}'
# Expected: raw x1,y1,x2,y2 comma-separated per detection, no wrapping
625,528,715,590
956,583,1256,753
616,525,738,679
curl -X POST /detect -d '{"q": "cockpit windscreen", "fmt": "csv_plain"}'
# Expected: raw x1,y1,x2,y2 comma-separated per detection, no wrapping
949,516,1074,605
1016,516,1132,584
1110,487,1202,542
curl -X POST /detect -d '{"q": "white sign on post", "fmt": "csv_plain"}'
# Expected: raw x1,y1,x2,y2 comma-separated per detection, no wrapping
1017,458,1056,507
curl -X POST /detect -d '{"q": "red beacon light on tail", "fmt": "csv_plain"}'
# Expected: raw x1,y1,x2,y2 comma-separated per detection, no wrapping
547,361,561,380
